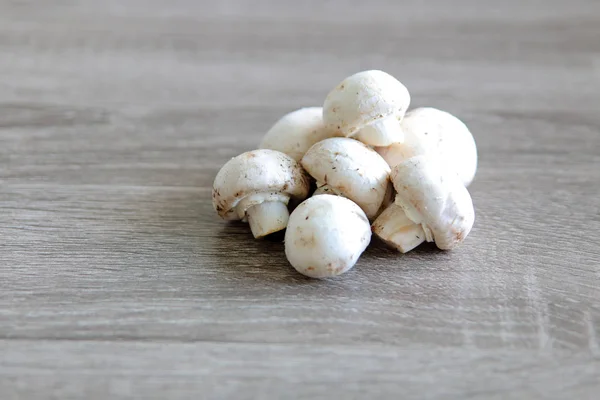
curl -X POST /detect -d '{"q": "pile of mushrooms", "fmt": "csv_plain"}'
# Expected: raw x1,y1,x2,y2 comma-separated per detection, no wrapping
213,70,476,279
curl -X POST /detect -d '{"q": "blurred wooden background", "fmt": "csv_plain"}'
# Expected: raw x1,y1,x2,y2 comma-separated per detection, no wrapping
1,0,599,398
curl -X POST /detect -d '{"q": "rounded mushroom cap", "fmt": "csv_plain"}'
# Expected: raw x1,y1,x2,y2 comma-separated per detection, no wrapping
323,70,410,137
377,107,478,187
285,195,371,278
301,137,391,219
212,149,310,220
259,107,339,162
391,155,475,250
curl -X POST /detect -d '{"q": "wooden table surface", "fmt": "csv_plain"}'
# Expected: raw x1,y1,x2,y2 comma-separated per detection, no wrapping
1,1,599,398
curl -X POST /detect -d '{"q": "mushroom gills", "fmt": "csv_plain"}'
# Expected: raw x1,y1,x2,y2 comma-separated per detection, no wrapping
353,116,404,147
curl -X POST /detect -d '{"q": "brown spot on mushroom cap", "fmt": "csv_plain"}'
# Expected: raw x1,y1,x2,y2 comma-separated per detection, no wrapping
296,233,316,247
454,229,465,243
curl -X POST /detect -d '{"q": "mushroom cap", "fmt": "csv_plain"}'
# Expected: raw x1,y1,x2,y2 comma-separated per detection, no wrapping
391,155,474,250
212,149,310,220
323,70,410,137
376,107,478,187
259,107,340,162
301,137,391,219
285,194,371,278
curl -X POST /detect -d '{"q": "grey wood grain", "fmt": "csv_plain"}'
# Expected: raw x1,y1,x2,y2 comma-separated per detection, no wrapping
1,0,600,399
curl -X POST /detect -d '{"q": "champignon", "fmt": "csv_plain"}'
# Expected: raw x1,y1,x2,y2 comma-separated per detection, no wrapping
323,70,410,146
212,149,310,238
372,155,475,252
285,194,371,278
301,137,391,219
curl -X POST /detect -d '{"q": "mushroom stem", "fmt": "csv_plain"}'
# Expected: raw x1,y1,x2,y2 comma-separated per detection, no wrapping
372,204,426,253
354,116,404,146
246,201,290,239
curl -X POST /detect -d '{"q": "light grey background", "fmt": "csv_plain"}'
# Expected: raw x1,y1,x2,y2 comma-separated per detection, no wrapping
1,0,599,399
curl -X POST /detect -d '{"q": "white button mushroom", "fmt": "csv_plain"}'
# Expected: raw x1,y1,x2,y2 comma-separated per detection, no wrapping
375,107,478,187
301,137,391,220
259,107,340,162
212,149,310,238
323,70,410,147
285,194,371,278
372,155,475,252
